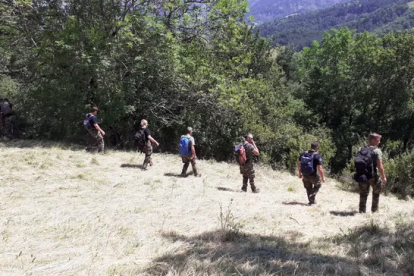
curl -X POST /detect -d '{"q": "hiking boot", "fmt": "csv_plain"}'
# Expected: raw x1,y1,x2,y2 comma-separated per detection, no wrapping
308,201,316,205
194,173,201,177
252,188,260,193
241,187,247,192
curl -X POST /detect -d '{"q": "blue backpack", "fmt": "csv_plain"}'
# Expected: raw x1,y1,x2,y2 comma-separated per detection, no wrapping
83,114,92,129
179,136,191,157
300,151,316,176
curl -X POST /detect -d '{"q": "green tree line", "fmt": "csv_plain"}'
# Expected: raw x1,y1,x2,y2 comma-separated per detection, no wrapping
2,0,414,197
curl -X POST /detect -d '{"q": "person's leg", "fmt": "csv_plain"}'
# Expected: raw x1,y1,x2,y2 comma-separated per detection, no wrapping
303,176,313,204
309,175,321,204
358,182,370,213
371,177,382,213
248,167,259,193
97,131,104,153
240,165,248,192
181,157,190,175
190,158,199,176
143,145,152,169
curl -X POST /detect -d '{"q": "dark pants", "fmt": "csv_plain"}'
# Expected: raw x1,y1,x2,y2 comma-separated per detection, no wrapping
358,177,382,213
240,162,257,192
87,128,104,153
302,175,321,204
2,115,14,139
181,156,198,176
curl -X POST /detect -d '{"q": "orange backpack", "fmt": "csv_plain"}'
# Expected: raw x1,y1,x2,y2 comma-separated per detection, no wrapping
235,144,247,165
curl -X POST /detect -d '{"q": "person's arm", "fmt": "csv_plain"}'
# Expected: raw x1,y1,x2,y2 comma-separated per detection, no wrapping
317,165,326,183
251,140,259,156
191,145,197,159
148,135,159,147
297,162,302,178
377,160,387,184
94,123,105,136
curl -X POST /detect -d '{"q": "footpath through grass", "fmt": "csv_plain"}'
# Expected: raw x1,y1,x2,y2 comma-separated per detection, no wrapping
1,140,414,275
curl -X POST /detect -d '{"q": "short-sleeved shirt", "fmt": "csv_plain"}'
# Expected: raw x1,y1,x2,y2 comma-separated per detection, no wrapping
243,142,255,160
365,146,382,174
1,102,13,117
299,150,322,176
88,114,98,128
142,128,151,143
181,134,195,148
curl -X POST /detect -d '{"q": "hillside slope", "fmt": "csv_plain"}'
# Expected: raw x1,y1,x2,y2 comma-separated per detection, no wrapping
1,140,414,275
247,0,350,22
260,0,414,49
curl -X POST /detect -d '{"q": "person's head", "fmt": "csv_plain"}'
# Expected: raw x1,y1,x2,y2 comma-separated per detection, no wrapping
310,141,320,151
141,119,148,128
245,133,254,143
369,133,382,146
4,98,9,102
91,106,98,115
187,127,193,135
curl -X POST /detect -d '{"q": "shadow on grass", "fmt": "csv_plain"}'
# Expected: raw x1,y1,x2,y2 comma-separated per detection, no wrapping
164,172,191,177
282,201,309,206
138,221,414,276
121,164,145,169
330,211,358,217
217,187,238,192
143,230,353,275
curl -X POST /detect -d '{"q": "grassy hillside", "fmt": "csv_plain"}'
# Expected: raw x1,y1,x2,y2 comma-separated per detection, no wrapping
1,140,414,275
260,0,414,49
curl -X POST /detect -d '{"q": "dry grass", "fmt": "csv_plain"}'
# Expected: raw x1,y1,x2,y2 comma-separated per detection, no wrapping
1,140,414,275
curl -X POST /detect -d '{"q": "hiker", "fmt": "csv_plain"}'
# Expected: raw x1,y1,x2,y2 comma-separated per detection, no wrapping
0,98,3,134
237,134,260,193
179,127,200,177
0,98,15,139
84,106,105,153
354,133,387,213
298,141,326,205
140,119,159,169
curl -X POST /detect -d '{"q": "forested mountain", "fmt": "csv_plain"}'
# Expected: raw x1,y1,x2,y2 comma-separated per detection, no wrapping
259,0,414,49
247,0,350,22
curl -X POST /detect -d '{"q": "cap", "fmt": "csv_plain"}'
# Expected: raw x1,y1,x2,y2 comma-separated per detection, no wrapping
187,127,193,133
247,133,253,139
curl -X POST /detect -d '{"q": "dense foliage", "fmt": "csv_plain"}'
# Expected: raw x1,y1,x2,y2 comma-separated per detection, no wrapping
2,0,414,197
247,0,349,22
260,0,414,49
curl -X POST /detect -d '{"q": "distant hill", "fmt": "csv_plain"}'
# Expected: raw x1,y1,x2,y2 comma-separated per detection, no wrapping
259,0,414,49
247,0,351,23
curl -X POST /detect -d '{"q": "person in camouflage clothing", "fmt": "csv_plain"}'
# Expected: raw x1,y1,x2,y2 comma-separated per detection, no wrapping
240,134,260,193
297,142,326,205
354,133,387,213
180,127,200,177
85,106,105,153
140,119,159,169
0,98,15,139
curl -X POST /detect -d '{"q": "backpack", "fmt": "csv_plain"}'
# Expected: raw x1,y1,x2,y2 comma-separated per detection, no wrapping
1,102,12,116
134,129,146,151
354,146,375,175
300,151,316,176
83,114,92,129
235,144,247,165
179,136,191,157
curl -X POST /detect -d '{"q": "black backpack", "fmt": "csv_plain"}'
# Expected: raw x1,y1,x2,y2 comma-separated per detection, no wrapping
1,102,12,116
354,146,375,175
134,129,146,151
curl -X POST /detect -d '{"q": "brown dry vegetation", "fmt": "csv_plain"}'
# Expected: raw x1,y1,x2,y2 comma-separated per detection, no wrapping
1,140,414,276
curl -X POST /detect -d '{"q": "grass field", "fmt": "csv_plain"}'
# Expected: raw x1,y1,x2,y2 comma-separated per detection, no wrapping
1,140,414,276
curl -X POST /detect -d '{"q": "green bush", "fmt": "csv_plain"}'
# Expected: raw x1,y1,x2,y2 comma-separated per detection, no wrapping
384,152,414,199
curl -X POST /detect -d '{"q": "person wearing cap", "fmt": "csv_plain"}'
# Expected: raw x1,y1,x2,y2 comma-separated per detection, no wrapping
141,119,159,169
180,127,200,177
240,134,260,193
85,106,105,153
